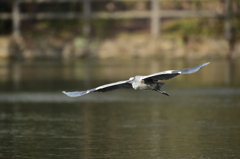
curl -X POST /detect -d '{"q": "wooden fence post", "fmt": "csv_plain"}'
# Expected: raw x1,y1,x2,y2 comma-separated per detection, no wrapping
12,0,21,39
224,0,235,59
224,0,232,40
151,0,160,38
83,0,91,37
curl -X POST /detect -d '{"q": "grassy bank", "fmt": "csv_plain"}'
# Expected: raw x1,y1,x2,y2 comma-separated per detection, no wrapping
1,15,240,60
1,33,239,60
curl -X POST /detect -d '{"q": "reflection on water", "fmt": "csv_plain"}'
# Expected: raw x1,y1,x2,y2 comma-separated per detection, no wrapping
0,59,239,92
0,59,240,158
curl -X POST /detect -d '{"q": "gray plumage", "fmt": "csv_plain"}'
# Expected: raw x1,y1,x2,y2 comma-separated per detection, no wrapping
62,62,210,97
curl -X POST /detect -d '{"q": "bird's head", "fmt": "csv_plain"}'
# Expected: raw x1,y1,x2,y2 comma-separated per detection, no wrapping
128,77,135,83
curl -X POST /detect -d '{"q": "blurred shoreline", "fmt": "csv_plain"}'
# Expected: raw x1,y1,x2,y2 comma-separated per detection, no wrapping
0,33,240,60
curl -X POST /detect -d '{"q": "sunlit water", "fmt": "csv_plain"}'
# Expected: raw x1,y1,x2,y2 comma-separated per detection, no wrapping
0,59,240,158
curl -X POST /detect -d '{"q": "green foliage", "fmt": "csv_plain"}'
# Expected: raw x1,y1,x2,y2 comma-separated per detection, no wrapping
162,18,223,38
232,15,240,39
23,19,83,40
91,19,118,38
73,37,87,49
21,16,240,40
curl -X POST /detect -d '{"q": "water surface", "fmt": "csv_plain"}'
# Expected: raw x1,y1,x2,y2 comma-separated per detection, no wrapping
0,59,240,158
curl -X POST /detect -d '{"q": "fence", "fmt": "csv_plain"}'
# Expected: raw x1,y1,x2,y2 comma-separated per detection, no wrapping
0,0,234,39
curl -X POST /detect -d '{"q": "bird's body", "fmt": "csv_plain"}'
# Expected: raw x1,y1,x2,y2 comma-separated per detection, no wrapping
63,62,210,97
131,75,169,95
132,76,148,90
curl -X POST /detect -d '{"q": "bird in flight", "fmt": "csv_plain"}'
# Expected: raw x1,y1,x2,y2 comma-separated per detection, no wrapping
63,62,210,97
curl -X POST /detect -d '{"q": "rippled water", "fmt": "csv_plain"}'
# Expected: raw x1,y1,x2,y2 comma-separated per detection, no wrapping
0,59,240,158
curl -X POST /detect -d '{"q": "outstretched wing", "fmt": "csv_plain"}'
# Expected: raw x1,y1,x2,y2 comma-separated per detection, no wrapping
62,80,133,97
93,80,133,92
142,62,210,81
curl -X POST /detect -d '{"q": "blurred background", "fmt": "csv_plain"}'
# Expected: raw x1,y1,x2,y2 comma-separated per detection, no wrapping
0,0,240,60
0,0,240,158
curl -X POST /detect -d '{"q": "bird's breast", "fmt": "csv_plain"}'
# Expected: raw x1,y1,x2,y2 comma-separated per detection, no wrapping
132,82,149,90
132,76,154,90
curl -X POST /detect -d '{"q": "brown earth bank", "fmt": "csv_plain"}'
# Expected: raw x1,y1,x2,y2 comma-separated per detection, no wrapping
0,34,240,60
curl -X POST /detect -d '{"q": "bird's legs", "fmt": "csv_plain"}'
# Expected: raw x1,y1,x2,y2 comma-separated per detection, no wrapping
153,82,170,96
156,90,170,96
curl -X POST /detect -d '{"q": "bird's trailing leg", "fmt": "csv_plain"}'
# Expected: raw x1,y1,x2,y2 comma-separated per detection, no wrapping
154,82,169,96
156,90,170,96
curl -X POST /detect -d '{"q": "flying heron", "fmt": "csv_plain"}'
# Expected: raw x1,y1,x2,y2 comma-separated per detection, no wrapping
63,62,210,97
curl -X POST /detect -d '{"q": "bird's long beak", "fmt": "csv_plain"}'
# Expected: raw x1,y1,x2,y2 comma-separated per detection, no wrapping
128,77,134,84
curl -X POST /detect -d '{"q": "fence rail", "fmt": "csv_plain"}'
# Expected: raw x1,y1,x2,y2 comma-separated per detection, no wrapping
0,0,222,2
0,0,233,39
0,11,224,20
